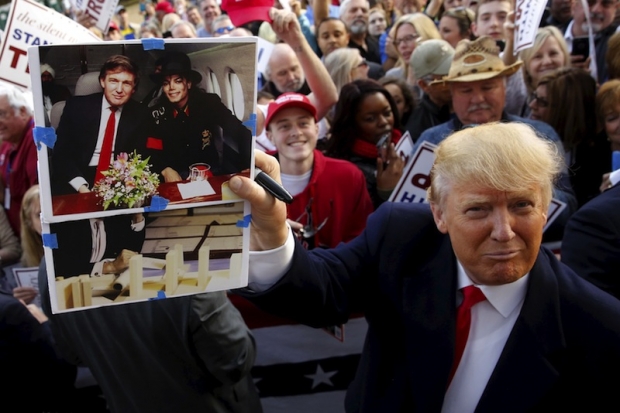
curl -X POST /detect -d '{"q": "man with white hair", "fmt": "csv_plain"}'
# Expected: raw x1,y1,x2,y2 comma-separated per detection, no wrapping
339,0,381,63
0,83,38,236
170,20,198,38
211,14,235,37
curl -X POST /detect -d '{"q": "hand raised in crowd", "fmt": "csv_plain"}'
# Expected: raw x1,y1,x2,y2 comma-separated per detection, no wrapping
376,143,405,195
270,7,303,46
13,286,38,305
74,9,97,29
289,0,303,18
102,249,138,274
571,55,591,73
229,151,288,252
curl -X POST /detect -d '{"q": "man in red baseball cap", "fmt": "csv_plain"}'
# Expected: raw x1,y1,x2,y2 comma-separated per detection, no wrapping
265,92,373,249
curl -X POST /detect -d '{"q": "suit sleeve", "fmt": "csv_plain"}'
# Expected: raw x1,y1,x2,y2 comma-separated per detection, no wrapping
561,204,620,299
188,291,256,386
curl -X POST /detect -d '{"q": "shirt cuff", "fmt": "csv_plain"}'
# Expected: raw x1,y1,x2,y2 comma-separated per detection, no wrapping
70,177,89,192
247,227,295,292
131,218,145,232
91,261,106,277
610,169,620,187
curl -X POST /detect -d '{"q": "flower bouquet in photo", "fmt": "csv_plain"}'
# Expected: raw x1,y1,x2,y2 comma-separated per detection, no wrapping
93,151,160,210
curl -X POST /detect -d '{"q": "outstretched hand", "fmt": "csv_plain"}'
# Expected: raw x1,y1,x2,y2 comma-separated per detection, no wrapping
229,151,289,251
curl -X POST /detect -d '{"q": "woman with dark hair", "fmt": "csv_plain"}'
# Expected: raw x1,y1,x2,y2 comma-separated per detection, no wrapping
326,79,405,209
378,76,415,126
540,67,611,207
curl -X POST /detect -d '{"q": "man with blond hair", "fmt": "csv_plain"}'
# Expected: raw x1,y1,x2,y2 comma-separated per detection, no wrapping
228,122,620,412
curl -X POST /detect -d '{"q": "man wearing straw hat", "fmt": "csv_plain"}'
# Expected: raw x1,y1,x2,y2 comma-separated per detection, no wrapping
415,36,577,235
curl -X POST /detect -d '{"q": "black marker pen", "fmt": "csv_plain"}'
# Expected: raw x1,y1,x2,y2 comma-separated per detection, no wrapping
254,168,293,204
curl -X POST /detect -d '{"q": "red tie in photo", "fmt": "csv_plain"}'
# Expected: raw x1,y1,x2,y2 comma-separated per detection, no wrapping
95,107,117,183
449,285,486,384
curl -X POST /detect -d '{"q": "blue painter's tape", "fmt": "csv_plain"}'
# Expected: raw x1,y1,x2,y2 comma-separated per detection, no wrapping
33,127,57,150
144,196,169,212
42,233,58,249
236,214,251,228
149,290,167,300
141,38,165,50
242,113,257,136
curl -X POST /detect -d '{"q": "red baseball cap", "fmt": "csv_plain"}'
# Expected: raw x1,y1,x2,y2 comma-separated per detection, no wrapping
222,0,273,27
109,21,120,31
265,93,317,128
155,1,175,14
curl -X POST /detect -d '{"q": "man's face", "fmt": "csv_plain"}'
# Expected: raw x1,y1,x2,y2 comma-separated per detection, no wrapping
368,11,387,36
317,19,350,56
100,69,136,107
420,75,452,107
450,76,506,125
41,71,54,84
268,51,305,93
172,23,196,38
528,83,549,122
267,107,318,164
0,96,30,143
550,0,574,23
573,0,618,33
201,0,221,26
162,74,191,108
472,0,511,40
187,8,203,26
342,0,369,35
430,183,547,285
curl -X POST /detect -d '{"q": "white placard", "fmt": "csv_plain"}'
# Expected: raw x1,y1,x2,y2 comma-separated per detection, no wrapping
257,37,275,75
13,267,42,308
73,0,119,33
513,0,548,54
394,131,414,166
0,0,101,89
388,141,437,203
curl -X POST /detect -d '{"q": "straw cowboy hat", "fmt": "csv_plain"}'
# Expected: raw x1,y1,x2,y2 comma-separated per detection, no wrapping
430,36,522,86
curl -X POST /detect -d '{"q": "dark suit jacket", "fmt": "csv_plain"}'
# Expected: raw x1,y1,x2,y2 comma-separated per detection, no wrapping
562,183,620,299
38,261,262,413
237,202,620,412
52,93,149,195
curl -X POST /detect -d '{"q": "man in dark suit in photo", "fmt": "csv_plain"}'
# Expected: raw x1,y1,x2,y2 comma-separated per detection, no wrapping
228,122,620,412
52,55,149,195
50,55,149,277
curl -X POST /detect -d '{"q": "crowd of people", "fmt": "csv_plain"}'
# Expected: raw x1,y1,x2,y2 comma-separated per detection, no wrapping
1,0,620,412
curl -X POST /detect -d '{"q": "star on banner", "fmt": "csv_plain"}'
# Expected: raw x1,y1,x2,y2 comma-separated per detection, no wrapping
305,364,337,389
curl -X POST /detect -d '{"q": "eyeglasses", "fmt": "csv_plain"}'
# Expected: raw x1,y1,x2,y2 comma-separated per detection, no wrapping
530,92,549,107
356,59,368,68
394,34,419,46
215,25,234,34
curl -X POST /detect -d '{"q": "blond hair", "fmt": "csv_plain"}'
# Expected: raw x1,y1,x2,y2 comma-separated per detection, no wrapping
519,26,570,92
428,122,562,208
324,48,363,94
20,185,43,267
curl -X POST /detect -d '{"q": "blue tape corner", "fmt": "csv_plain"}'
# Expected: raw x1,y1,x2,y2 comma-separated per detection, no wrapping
42,233,58,249
144,196,169,212
141,38,165,50
149,290,167,300
33,127,57,150
242,113,257,136
236,214,251,228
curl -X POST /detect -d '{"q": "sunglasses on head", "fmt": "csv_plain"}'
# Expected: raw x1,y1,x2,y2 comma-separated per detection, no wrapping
215,25,235,34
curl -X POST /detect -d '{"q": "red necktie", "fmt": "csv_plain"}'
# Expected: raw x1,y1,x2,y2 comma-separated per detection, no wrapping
449,285,486,384
95,106,117,183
